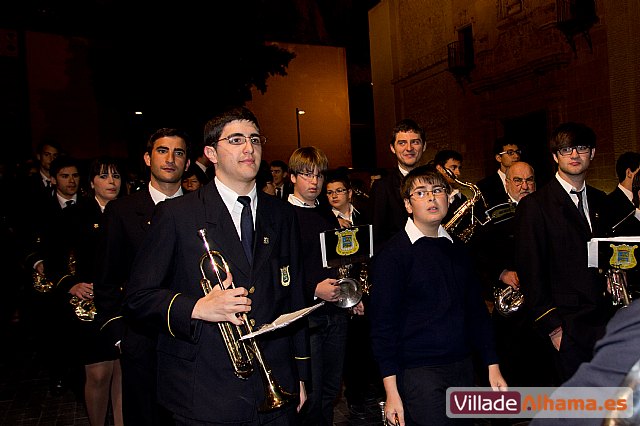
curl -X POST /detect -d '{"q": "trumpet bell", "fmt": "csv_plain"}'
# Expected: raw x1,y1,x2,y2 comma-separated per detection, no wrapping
494,286,524,317
334,277,363,308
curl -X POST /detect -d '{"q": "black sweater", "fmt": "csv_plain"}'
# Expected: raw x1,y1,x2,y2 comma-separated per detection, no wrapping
370,230,498,378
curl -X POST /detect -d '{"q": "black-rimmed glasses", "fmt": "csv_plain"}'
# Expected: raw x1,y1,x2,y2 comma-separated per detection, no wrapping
557,145,591,156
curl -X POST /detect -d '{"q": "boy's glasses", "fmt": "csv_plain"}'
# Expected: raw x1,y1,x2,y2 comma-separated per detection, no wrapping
557,145,591,156
326,188,348,196
297,171,324,181
409,187,447,199
498,149,522,156
218,135,267,146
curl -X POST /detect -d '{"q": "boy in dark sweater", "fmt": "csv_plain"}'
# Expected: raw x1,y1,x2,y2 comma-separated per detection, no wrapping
370,165,507,426
286,147,347,426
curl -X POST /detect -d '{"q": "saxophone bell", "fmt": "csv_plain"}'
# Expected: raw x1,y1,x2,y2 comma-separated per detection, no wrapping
442,167,489,243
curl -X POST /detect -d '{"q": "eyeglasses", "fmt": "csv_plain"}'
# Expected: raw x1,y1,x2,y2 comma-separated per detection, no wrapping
557,145,591,156
297,171,324,181
498,149,522,156
409,186,447,199
326,188,348,196
217,135,267,146
508,177,535,187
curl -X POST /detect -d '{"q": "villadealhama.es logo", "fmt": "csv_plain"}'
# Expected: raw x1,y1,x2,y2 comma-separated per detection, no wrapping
446,387,632,419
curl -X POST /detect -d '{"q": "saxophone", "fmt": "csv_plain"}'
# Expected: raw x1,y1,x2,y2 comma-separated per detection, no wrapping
442,168,489,243
68,251,97,322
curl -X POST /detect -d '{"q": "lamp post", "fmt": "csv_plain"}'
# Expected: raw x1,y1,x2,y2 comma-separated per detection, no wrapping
296,108,305,148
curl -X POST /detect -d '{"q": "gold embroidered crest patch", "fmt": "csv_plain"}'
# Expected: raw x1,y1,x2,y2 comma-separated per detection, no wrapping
334,228,359,256
609,244,638,269
280,265,290,286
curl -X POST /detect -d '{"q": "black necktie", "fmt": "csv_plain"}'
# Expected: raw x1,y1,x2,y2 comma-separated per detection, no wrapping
65,200,75,208
237,196,254,265
570,189,588,223
276,187,282,199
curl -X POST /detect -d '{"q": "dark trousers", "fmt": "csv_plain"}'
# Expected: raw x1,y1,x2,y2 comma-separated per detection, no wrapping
174,404,298,426
343,313,383,404
398,358,474,426
301,312,348,426
121,332,174,426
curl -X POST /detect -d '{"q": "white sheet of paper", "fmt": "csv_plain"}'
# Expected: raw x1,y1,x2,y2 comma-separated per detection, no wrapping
239,302,325,340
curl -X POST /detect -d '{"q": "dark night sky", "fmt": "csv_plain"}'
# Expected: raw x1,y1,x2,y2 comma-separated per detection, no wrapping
1,0,379,168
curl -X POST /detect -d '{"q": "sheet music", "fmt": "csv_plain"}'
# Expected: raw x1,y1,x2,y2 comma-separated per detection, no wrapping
239,302,325,340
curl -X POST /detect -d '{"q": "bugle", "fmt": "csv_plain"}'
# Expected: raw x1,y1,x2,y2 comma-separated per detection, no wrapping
197,228,296,412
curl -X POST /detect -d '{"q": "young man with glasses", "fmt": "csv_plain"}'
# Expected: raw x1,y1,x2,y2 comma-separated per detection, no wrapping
371,119,427,251
514,122,612,382
287,147,349,426
123,107,309,425
477,138,521,209
371,165,506,426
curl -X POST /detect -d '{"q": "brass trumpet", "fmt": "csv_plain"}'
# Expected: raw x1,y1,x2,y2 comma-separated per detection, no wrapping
197,229,296,412
607,267,632,307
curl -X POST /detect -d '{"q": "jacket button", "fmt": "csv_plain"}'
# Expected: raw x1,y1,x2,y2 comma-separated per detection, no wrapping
249,286,255,294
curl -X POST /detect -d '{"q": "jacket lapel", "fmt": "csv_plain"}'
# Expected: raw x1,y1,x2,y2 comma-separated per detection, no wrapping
252,192,276,280
202,182,252,282
550,179,592,237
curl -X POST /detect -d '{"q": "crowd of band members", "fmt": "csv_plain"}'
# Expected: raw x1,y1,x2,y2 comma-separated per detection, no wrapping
3,107,640,426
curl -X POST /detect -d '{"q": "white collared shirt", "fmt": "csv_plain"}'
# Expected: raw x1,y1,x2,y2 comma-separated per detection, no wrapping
498,169,507,189
555,172,591,229
148,183,183,205
617,184,640,222
398,165,409,177
56,192,78,209
41,170,51,188
216,177,257,239
404,218,453,244
332,204,358,224
287,194,318,208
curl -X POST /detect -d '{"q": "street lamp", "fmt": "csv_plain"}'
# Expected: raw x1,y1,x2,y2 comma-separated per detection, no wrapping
296,108,305,148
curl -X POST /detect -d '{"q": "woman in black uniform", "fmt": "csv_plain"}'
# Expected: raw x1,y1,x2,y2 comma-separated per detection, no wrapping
78,157,123,426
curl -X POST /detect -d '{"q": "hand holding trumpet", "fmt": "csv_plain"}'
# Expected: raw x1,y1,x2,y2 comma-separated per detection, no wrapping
191,271,252,325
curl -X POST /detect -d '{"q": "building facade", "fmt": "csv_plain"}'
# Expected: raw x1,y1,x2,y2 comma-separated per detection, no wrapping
369,0,640,190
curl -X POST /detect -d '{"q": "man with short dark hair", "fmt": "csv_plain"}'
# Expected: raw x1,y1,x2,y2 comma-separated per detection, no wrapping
433,149,468,231
95,127,190,425
602,151,640,236
270,159,291,200
124,108,309,425
371,119,426,250
514,122,612,381
477,138,521,209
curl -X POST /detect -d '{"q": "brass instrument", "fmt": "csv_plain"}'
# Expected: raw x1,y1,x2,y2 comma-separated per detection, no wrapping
442,168,489,243
197,228,296,412
379,401,401,426
493,285,524,317
335,263,368,309
33,269,54,293
607,267,632,307
70,296,97,321
66,251,97,321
